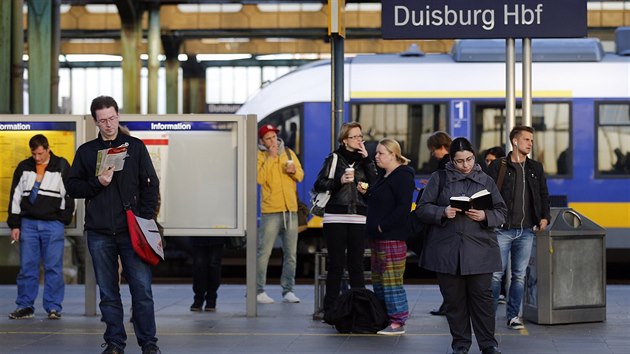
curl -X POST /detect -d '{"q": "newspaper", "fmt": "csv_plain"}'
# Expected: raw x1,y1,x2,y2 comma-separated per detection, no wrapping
96,142,129,176
134,215,165,260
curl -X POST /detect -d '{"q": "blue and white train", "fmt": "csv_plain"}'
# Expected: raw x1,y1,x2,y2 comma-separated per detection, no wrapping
238,34,630,251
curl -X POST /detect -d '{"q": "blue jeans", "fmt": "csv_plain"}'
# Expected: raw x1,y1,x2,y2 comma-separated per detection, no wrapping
257,212,298,295
491,228,535,319
16,218,65,313
87,231,158,350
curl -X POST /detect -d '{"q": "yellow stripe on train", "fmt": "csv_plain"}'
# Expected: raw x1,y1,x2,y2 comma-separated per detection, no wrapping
569,202,630,228
351,90,573,99
307,203,630,229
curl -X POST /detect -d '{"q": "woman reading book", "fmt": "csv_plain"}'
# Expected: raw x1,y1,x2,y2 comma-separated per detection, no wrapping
416,137,507,354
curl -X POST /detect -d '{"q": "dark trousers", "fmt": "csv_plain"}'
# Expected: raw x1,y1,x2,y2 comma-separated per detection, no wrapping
191,239,224,307
323,222,366,311
437,272,498,351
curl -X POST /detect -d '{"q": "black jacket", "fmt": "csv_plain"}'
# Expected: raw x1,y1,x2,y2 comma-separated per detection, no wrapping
365,165,415,240
66,130,159,235
487,153,550,228
7,151,75,228
313,148,378,216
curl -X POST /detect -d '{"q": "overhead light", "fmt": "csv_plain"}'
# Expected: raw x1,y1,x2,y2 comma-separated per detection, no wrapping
63,54,122,62
196,54,252,61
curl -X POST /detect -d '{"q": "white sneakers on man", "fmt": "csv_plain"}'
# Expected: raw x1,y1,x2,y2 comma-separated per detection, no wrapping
256,292,275,304
282,292,301,303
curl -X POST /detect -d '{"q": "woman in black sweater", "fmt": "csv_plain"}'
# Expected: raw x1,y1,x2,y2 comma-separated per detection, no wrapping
365,138,415,335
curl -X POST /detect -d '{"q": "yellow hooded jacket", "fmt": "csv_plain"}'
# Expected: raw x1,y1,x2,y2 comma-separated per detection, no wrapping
257,147,304,213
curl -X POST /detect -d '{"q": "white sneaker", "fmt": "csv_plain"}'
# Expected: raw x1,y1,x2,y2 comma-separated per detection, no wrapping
256,292,275,304
282,291,301,303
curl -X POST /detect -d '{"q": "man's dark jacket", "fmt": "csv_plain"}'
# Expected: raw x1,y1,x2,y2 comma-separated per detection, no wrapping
66,130,159,235
7,151,75,228
487,152,550,228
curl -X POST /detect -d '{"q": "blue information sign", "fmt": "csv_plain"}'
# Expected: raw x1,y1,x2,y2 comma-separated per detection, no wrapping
450,100,470,139
381,0,587,39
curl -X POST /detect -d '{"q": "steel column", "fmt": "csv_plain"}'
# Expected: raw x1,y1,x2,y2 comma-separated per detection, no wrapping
147,4,161,114
331,33,344,150
0,0,11,113
27,0,52,114
505,38,516,153
11,0,24,114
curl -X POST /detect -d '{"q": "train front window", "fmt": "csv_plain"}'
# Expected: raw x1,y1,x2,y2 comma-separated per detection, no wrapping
474,102,571,176
258,105,303,156
351,103,447,174
597,103,630,176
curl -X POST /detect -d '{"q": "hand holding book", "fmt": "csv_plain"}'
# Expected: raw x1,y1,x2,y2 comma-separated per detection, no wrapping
449,189,493,212
96,142,129,176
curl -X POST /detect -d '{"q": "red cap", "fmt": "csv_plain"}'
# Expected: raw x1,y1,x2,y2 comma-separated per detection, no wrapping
258,124,279,139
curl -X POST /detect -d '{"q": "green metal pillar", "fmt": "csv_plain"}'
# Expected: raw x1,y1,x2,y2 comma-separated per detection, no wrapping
27,0,52,114
162,33,181,114
147,4,160,114
12,0,24,114
181,56,205,114
116,0,144,114
50,0,60,113
0,0,11,113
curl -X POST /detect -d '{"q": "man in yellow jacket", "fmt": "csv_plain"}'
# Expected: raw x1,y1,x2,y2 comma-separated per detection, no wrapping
256,124,304,304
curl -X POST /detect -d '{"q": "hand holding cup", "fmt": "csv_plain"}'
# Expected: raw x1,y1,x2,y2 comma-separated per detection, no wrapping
285,160,296,174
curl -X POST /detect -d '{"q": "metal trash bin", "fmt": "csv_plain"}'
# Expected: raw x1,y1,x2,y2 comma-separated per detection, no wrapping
523,208,606,324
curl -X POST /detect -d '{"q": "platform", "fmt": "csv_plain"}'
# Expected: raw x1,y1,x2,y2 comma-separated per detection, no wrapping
1,284,628,354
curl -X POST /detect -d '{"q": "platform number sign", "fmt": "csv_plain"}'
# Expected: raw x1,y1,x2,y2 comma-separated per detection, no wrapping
450,100,470,139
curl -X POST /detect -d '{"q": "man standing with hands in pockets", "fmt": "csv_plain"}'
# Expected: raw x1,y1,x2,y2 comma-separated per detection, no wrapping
67,95,161,354
256,124,304,304
7,134,74,320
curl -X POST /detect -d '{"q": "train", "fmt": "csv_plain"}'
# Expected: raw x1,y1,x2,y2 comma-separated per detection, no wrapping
236,34,630,257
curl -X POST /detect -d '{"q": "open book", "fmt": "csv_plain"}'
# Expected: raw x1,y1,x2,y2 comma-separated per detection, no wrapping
96,143,129,176
450,189,493,211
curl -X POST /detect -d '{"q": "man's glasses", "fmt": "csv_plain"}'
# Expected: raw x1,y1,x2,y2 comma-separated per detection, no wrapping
453,155,475,166
347,135,363,141
96,116,118,125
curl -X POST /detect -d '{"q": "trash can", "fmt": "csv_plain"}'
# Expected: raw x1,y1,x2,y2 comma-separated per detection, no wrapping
523,208,606,325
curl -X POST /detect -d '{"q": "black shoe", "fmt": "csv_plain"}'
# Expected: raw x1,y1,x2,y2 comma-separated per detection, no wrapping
190,301,203,312
452,347,469,354
9,307,34,319
482,346,501,354
100,342,124,354
142,343,161,354
430,303,446,316
47,310,61,320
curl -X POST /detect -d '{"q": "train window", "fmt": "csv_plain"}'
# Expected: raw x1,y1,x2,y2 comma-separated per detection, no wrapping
259,104,303,156
474,102,570,176
351,103,447,174
597,103,630,176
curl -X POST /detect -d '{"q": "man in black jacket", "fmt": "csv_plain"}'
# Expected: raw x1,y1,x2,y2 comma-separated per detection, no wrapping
488,126,550,331
7,134,74,320
67,96,161,354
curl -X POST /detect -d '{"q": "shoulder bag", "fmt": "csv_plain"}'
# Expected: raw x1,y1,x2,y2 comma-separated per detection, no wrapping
310,153,338,217
116,181,164,266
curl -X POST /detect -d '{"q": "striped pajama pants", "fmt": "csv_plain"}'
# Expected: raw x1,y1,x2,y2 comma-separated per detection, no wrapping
370,239,409,326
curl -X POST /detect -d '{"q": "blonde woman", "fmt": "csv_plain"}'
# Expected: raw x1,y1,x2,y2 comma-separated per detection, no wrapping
364,138,415,335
